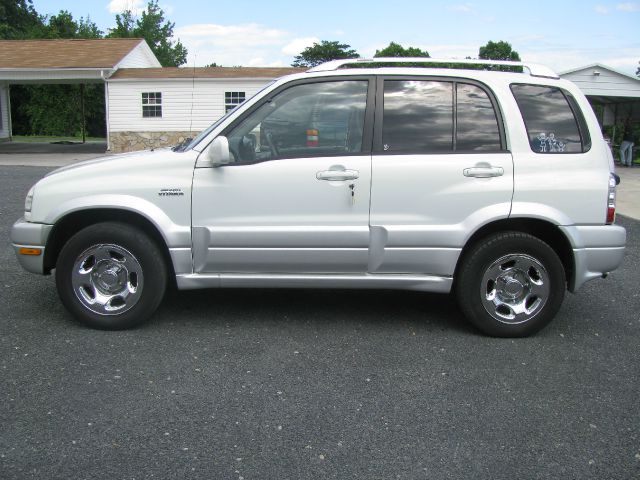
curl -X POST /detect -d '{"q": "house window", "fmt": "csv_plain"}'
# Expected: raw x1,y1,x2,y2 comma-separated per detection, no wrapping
225,91,246,113
142,92,162,118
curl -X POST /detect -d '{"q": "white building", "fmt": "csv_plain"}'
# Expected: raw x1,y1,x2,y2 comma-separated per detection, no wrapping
106,66,300,152
560,63,640,127
0,38,160,145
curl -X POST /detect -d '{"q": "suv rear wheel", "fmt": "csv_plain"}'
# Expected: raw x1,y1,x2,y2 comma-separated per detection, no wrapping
456,232,565,337
56,222,167,330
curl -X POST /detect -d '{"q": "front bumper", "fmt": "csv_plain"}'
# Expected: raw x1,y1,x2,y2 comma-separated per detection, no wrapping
560,225,627,292
10,218,53,274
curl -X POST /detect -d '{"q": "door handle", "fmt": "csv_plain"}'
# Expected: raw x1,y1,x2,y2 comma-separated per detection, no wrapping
316,169,359,181
463,166,504,178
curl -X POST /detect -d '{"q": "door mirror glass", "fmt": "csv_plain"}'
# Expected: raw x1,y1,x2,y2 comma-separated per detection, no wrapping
206,136,231,167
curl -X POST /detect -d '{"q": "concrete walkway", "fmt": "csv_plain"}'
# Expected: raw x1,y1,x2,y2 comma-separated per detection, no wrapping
615,166,640,220
0,152,638,220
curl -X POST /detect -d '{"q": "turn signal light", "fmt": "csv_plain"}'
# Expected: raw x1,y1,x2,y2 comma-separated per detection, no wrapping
19,247,42,256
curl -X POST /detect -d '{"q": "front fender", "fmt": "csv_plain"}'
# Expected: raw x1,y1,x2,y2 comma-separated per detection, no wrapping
44,194,191,248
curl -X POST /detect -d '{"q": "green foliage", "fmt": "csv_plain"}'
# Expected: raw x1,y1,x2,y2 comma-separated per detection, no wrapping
41,10,102,39
478,40,521,61
0,0,42,39
374,42,429,58
291,41,359,68
107,0,187,67
477,40,522,72
12,84,105,137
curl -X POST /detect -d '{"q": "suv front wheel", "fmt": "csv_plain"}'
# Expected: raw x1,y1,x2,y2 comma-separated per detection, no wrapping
55,222,167,330
456,232,566,337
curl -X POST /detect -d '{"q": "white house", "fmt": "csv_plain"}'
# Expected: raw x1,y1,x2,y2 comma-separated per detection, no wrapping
106,66,301,152
0,38,160,142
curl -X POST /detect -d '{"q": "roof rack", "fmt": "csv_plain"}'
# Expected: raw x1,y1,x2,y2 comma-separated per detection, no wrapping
307,57,559,79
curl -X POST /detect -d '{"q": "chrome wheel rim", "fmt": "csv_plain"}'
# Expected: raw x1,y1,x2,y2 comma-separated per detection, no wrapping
71,244,143,316
481,254,549,324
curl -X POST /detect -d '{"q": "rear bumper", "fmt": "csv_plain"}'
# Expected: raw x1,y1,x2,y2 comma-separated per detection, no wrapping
559,225,626,292
10,218,53,274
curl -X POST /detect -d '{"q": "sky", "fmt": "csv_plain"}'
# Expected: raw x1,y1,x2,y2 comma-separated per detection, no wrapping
32,0,640,75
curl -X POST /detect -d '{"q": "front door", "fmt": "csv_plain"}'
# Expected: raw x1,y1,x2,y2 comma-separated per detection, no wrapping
192,78,374,274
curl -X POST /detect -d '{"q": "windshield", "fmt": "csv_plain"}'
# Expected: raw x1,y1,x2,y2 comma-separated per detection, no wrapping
182,80,278,151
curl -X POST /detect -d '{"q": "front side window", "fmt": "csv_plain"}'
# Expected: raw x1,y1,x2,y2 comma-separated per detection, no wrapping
225,80,368,163
142,92,162,118
511,84,586,153
225,91,246,114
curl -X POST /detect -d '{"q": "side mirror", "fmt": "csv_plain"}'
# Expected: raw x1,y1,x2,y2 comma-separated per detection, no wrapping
206,136,231,167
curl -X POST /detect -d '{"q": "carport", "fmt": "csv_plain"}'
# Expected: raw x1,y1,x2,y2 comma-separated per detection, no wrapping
0,38,160,149
560,63,640,135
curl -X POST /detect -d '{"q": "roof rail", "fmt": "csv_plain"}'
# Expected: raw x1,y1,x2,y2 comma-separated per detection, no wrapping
307,57,559,79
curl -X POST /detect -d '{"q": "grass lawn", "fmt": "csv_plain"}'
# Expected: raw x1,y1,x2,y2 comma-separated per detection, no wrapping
11,135,106,143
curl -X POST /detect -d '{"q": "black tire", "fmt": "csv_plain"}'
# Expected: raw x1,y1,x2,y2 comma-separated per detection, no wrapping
55,222,167,330
456,232,565,337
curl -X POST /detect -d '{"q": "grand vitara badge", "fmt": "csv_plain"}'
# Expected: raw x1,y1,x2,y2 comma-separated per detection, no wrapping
158,188,184,197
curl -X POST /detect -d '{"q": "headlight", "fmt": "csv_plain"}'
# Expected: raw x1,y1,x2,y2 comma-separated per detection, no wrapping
25,186,35,213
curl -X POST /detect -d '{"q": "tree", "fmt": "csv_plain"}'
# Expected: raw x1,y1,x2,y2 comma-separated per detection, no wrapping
291,40,359,68
374,42,429,58
478,40,521,61
636,61,639,77
108,0,187,67
0,0,43,39
44,11,102,38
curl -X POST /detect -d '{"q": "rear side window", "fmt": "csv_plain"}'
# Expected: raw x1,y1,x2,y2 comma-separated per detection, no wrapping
383,80,453,152
381,80,502,153
456,83,502,151
511,84,590,154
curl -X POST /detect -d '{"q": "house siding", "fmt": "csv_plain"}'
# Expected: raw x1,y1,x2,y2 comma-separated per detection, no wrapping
115,43,162,69
561,68,640,98
106,78,270,151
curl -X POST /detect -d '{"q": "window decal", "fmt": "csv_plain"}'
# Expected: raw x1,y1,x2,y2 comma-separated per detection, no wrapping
535,132,566,153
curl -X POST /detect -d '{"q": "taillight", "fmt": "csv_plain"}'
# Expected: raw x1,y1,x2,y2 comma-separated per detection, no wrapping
606,174,617,224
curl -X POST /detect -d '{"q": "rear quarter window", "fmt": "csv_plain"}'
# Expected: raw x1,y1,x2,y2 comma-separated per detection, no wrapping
511,84,590,154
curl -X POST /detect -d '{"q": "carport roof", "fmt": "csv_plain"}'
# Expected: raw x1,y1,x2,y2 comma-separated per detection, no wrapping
0,38,147,69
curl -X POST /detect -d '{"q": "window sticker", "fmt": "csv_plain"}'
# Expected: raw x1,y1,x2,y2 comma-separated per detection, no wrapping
535,132,566,153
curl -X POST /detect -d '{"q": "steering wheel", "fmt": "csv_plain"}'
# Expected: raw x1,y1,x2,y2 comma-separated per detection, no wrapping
264,130,279,157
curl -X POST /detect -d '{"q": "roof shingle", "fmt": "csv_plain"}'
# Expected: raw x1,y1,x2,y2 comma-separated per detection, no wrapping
0,38,146,69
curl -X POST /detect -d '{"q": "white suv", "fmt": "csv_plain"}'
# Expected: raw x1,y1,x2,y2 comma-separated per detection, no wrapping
11,58,626,337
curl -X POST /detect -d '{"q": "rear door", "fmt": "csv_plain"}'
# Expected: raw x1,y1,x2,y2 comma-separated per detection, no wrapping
368,77,514,276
